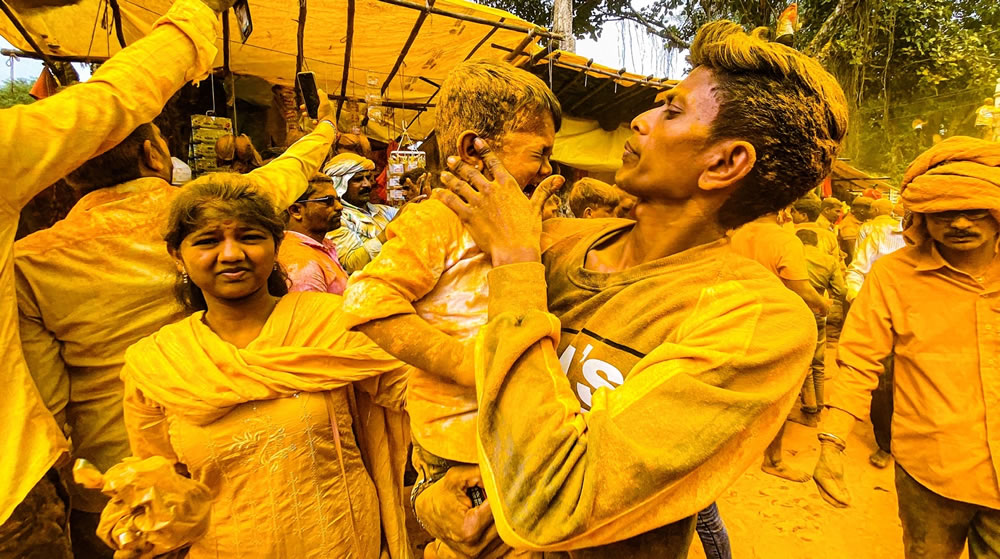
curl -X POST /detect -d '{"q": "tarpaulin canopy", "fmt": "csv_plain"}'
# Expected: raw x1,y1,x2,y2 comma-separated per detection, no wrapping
831,160,892,192
0,0,551,140
553,116,631,173
509,50,675,173
516,48,676,129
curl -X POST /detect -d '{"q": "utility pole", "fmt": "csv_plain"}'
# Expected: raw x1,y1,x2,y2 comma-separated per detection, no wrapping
552,0,575,52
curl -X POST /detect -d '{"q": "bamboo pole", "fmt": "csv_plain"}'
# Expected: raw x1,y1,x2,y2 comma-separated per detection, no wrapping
493,42,672,88
375,0,560,41
463,20,501,61
1,48,107,64
381,0,434,96
108,0,127,48
502,29,536,63
566,69,622,113
336,0,356,122
327,92,433,109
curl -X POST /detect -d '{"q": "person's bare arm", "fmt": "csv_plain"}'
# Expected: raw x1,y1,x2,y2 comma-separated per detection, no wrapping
782,278,830,316
357,316,473,386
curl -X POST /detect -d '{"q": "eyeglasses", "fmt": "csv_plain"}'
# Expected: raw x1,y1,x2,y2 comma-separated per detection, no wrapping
926,210,993,223
296,195,339,206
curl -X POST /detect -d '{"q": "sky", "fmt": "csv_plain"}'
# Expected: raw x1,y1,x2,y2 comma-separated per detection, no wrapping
577,20,688,80
1,36,92,81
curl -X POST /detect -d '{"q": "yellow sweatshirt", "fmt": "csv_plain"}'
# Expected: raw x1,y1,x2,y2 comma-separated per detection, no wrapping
475,219,815,557
0,0,218,523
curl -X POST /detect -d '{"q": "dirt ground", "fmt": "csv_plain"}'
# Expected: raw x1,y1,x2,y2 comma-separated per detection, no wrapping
687,345,968,559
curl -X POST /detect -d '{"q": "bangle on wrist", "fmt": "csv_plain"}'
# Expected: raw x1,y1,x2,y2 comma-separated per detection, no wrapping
818,432,847,452
409,474,442,533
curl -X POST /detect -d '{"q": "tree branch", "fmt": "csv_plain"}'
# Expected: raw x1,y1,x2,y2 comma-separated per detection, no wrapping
602,5,689,48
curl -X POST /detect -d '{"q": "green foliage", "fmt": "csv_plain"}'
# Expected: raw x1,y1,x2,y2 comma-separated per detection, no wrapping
0,78,35,109
483,0,1000,183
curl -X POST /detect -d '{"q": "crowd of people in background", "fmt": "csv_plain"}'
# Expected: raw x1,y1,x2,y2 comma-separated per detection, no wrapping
0,1,998,559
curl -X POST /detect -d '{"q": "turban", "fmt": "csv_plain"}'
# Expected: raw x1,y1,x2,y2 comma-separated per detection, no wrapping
899,136,1000,245
323,152,375,197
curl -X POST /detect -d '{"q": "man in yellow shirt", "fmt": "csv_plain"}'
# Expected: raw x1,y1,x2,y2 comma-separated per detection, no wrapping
15,108,337,555
814,136,1000,558
0,0,224,555
817,196,842,233
431,20,847,558
791,194,843,260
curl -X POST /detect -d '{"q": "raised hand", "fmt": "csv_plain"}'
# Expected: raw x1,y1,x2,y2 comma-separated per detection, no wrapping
434,137,564,267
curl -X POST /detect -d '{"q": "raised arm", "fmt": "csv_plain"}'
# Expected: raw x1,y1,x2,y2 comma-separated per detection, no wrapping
246,100,337,209
1,0,219,211
474,263,814,550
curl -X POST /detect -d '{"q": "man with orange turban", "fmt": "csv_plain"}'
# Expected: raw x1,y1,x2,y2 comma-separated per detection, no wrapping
814,136,1000,558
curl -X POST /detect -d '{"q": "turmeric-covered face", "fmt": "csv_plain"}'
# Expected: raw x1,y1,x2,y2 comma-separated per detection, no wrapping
925,210,999,254
173,217,277,305
617,66,719,201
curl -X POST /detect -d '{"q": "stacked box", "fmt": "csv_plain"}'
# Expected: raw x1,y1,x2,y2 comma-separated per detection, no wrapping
189,114,233,177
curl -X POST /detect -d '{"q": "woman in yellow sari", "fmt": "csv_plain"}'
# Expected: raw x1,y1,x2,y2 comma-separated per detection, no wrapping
103,175,412,559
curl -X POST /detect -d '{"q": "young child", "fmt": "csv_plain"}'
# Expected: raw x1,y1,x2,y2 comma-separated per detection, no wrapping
341,59,562,558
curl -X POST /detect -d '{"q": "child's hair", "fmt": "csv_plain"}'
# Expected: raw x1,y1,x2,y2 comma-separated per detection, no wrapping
567,178,620,217
436,60,562,166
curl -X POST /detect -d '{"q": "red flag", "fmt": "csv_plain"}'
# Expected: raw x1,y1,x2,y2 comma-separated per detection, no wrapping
29,67,58,100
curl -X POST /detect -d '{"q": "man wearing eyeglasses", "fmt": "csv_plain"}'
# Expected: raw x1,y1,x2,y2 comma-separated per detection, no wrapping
324,152,398,273
279,173,349,294
814,137,1000,558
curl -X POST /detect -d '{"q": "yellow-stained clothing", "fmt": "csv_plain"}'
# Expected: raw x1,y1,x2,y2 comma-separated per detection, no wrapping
828,242,1000,508
118,292,412,558
729,218,809,281
796,221,843,263
838,213,864,242
328,202,398,273
816,214,838,234
803,244,847,299
343,199,485,463
0,0,217,524
278,230,349,294
14,125,336,512
475,219,815,555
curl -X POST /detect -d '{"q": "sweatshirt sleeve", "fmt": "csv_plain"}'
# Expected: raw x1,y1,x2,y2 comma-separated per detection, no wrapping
342,200,459,329
475,263,815,550
0,0,218,212
246,123,337,209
